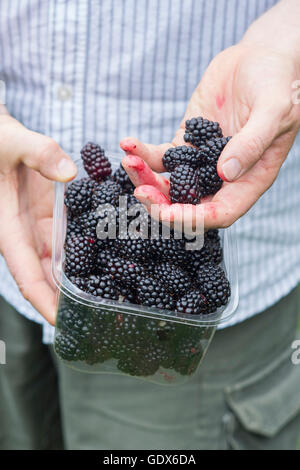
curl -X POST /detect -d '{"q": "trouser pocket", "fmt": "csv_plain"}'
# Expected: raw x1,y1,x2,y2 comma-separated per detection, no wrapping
223,347,300,450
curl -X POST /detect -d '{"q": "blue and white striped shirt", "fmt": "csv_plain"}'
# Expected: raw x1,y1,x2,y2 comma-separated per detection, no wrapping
0,0,299,343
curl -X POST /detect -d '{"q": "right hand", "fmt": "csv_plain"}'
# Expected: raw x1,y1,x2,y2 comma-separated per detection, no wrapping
0,113,77,325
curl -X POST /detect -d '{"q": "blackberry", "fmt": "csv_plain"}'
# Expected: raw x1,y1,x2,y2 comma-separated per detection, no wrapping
81,142,111,181
66,214,83,239
64,235,96,276
91,180,122,210
196,263,230,311
174,336,203,375
118,355,159,377
103,256,146,287
183,230,222,273
54,332,88,362
150,237,187,265
112,164,135,194
184,117,223,148
162,146,200,172
136,276,175,310
96,246,118,269
198,137,230,166
153,262,191,297
198,163,223,196
79,205,118,240
170,165,201,204
175,290,208,315
84,274,120,300
114,237,152,263
64,178,95,215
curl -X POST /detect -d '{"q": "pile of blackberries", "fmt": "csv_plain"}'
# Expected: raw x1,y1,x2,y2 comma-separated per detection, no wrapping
55,123,231,377
163,117,231,203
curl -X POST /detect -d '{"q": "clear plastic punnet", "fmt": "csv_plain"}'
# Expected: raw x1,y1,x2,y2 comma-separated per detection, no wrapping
52,152,239,385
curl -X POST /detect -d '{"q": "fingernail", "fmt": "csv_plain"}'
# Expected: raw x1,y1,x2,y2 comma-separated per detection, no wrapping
222,158,242,181
57,158,77,179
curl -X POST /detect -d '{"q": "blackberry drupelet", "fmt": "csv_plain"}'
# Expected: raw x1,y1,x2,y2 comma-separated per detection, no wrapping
162,146,200,172
175,289,208,315
91,180,122,210
136,276,175,310
64,178,95,215
112,164,135,194
153,262,191,297
170,165,201,204
184,117,223,148
81,142,112,181
103,256,146,287
196,263,230,311
64,235,96,276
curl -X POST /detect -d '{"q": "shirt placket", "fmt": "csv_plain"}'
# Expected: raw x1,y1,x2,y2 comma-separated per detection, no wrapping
44,0,89,158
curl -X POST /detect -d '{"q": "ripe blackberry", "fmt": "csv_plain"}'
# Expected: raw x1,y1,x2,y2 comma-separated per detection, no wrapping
162,146,200,172
112,164,135,194
136,276,175,310
103,256,146,287
64,178,95,215
64,235,96,276
96,245,118,269
66,214,83,239
54,332,88,362
198,163,223,196
79,205,118,240
91,180,122,210
153,262,191,297
81,142,111,181
114,237,152,263
196,263,230,311
150,237,187,265
84,274,120,300
174,336,203,375
198,137,230,166
170,165,201,204
118,354,159,377
184,117,223,148
175,290,208,315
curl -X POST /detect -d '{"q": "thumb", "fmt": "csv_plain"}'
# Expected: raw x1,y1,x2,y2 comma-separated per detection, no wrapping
217,108,280,182
21,129,77,182
0,116,77,182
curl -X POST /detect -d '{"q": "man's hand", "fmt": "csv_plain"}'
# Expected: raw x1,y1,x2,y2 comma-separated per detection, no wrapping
120,41,300,230
0,113,77,324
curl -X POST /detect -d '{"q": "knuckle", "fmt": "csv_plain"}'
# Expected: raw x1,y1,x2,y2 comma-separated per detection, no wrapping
243,133,265,158
39,138,60,166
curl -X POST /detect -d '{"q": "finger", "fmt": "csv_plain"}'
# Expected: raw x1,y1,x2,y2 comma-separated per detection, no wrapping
122,155,170,197
120,128,185,173
0,185,57,324
217,105,282,182
0,116,77,182
2,232,57,325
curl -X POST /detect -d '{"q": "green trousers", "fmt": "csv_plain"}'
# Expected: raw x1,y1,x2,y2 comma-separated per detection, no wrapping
0,289,300,450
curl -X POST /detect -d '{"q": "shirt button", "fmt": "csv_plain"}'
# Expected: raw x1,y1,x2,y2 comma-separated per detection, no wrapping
57,85,72,101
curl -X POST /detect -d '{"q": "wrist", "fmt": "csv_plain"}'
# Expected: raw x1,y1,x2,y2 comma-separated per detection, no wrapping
241,0,300,65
